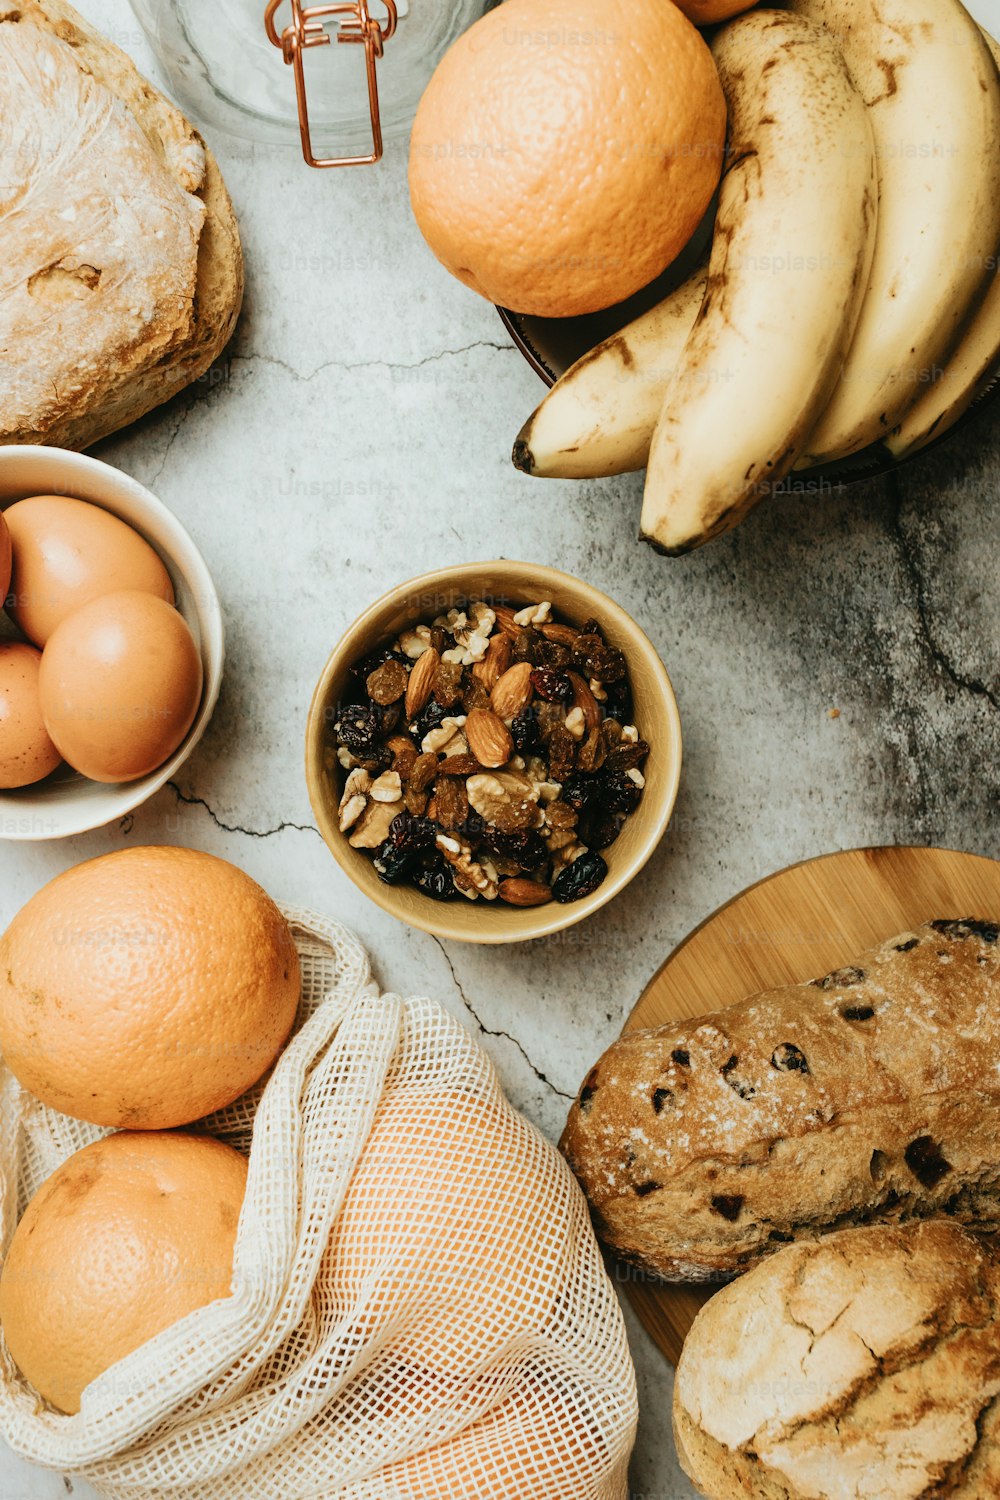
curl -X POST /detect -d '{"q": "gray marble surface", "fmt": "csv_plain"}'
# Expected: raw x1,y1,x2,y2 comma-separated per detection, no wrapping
2,1,999,1496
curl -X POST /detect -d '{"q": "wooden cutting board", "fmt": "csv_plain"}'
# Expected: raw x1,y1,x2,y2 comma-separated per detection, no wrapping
620,844,1000,1366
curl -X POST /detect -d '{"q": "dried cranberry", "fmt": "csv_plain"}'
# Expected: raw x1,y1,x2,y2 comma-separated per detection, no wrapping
413,857,456,902
530,667,573,704
511,707,542,755
481,827,547,869
552,851,608,903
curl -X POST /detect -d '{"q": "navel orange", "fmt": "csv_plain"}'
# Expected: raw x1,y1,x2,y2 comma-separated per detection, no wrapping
409,0,726,317
0,846,300,1129
0,1130,247,1414
326,1087,572,1371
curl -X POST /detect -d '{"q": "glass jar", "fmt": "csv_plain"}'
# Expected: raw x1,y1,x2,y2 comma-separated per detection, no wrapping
128,0,488,165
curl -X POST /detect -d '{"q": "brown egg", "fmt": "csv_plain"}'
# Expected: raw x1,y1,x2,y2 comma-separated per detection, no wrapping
5,495,174,646
0,642,62,788
39,592,203,783
0,511,11,604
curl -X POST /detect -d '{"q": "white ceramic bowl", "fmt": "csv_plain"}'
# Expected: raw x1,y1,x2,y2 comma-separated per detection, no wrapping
0,447,224,840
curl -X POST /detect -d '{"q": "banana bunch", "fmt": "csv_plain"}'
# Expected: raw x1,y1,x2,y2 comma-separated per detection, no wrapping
513,0,1000,555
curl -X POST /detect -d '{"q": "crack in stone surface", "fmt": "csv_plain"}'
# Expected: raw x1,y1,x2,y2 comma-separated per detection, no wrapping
168,781,320,840
231,340,514,385
431,936,573,1100
888,472,999,713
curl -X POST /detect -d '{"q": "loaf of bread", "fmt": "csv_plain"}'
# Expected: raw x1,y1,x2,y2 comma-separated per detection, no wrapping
560,919,1000,1280
0,0,242,450
673,1219,1000,1499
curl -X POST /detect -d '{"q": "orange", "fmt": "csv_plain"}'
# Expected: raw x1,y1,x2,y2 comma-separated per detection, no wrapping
0,1130,247,1414
0,510,10,603
0,846,300,1129
409,0,726,317
326,1087,573,1371
378,1372,608,1499
674,0,760,21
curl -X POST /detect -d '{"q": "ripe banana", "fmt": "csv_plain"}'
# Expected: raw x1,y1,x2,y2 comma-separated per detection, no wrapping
883,27,1000,459
790,0,1000,466
641,10,877,555
513,266,707,480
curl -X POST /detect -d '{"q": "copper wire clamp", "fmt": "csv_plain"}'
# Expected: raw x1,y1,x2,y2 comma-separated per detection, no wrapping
264,0,398,168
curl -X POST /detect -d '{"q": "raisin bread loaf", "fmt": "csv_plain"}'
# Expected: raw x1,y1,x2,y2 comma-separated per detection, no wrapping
673,1219,1000,1499
560,920,1000,1280
0,0,242,450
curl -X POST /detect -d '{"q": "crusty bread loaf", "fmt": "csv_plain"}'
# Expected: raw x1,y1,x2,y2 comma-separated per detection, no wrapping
0,0,242,450
560,920,1000,1280
673,1219,1000,1500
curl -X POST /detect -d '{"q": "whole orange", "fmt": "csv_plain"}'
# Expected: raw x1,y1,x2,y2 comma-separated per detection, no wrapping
0,510,10,603
408,0,726,317
0,1130,247,1414
674,0,760,22
0,846,300,1128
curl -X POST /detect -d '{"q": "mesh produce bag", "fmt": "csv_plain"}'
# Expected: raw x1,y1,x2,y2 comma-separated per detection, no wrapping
0,910,637,1499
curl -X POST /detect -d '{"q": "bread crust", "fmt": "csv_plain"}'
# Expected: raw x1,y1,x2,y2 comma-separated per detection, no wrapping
560,921,1000,1281
673,1220,1000,1499
0,0,242,450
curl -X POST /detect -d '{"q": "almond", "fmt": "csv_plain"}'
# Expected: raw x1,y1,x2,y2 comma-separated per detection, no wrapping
490,662,534,720
498,878,552,907
493,604,521,638
405,646,440,719
567,670,601,732
541,623,580,648
473,632,513,691
465,707,514,769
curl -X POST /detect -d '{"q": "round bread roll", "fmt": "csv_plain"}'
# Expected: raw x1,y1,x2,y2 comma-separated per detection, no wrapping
673,1219,1000,1499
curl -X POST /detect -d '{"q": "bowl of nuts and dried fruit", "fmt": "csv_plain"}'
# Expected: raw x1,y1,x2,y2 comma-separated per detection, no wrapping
305,562,682,943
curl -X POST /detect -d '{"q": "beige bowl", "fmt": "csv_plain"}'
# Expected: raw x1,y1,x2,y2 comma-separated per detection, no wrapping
305,562,682,944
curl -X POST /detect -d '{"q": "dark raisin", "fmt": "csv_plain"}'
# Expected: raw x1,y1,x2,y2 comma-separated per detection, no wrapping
411,698,449,739
720,1057,755,1099
372,841,417,884
480,827,547,869
511,628,542,665
335,704,381,756
413,858,456,902
511,707,542,755
904,1135,952,1188
928,918,999,944
350,644,407,684
605,740,650,774
578,808,625,851
372,701,401,737
561,772,601,813
894,937,919,952
530,667,573,704
841,1004,875,1022
634,1180,660,1198
600,769,643,815
535,639,573,669
671,1048,691,1068
602,680,633,722
552,851,608,903
388,812,436,852
710,1194,744,1221
771,1042,809,1074
814,965,866,990
578,1069,599,1112
652,1087,673,1113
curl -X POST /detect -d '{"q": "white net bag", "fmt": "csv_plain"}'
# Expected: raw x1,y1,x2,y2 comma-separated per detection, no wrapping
0,910,637,1499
